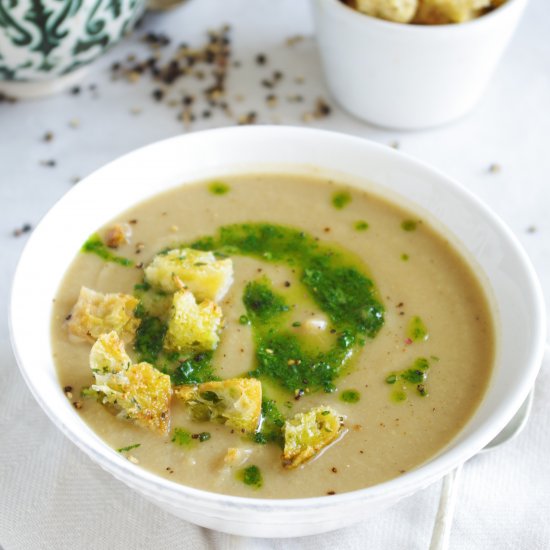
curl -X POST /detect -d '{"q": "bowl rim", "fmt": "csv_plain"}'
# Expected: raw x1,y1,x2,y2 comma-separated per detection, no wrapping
320,0,527,33
9,125,547,512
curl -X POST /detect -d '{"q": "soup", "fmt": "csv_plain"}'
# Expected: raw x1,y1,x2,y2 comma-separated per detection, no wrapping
51,173,494,499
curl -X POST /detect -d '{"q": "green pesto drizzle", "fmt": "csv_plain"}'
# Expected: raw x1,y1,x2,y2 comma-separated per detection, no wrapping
407,316,429,342
134,314,167,364
208,181,230,195
340,389,360,403
186,223,384,395
354,220,369,231
332,191,352,209
252,399,285,447
238,465,263,488
81,233,134,266
386,357,431,401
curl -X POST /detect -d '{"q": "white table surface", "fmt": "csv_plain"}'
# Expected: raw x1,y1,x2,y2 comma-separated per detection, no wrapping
1,0,549,548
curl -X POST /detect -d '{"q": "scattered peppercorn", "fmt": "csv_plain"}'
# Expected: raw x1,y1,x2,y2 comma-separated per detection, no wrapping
12,223,32,237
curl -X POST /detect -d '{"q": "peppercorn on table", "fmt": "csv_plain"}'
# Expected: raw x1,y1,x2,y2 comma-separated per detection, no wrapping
1,0,549,548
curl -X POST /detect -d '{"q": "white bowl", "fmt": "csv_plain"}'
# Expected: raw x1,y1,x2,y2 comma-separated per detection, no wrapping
10,126,546,537
311,0,528,129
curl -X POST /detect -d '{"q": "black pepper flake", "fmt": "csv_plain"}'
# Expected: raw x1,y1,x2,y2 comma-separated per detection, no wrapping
294,389,304,401
0,91,17,103
255,53,267,65
273,70,283,81
43,131,54,142
327,491,336,495
331,467,338,473
152,88,164,101
526,225,537,234
64,385,72,392
12,223,32,237
70,85,81,95
65,314,72,321
284,281,291,287
202,109,212,118
40,159,57,167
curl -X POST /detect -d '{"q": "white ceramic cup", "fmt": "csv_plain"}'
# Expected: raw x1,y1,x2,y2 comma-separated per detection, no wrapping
311,0,528,129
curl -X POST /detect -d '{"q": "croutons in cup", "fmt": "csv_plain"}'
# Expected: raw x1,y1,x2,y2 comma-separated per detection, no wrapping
311,0,528,129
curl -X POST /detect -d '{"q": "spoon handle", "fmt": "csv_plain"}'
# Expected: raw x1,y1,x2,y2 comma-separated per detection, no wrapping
429,464,464,550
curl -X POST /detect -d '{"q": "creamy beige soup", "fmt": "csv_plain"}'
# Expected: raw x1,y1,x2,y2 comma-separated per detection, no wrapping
52,174,494,499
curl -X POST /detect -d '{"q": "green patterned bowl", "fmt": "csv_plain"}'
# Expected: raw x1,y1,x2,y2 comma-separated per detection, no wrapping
0,0,146,98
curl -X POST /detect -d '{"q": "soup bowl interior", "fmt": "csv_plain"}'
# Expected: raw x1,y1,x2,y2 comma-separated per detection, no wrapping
10,126,546,537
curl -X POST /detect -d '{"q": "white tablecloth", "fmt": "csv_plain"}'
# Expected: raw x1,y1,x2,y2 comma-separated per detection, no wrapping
1,0,549,548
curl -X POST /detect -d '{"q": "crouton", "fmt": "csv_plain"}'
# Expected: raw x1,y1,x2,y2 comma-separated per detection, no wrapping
355,0,418,23
105,222,132,249
90,332,172,434
145,248,233,302
413,0,491,24
282,406,345,469
66,287,140,343
164,290,223,353
174,378,262,433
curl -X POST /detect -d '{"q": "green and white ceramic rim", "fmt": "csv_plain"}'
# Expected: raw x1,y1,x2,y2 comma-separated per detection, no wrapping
0,0,145,97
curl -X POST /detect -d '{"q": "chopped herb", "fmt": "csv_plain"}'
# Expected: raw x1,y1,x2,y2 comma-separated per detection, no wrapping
208,181,230,195
407,316,429,342
354,221,369,231
340,389,360,403
401,253,409,261
291,321,302,327
117,443,141,453
198,432,211,442
401,220,418,232
81,387,98,398
238,465,263,488
386,357,431,401
332,191,351,209
172,428,193,446
200,390,222,403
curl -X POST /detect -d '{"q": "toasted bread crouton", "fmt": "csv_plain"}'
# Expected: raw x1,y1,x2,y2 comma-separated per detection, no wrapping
105,222,132,249
174,378,262,433
145,248,233,302
164,290,223,353
66,287,140,343
90,332,172,434
413,0,490,23
282,406,345,469
355,0,418,22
